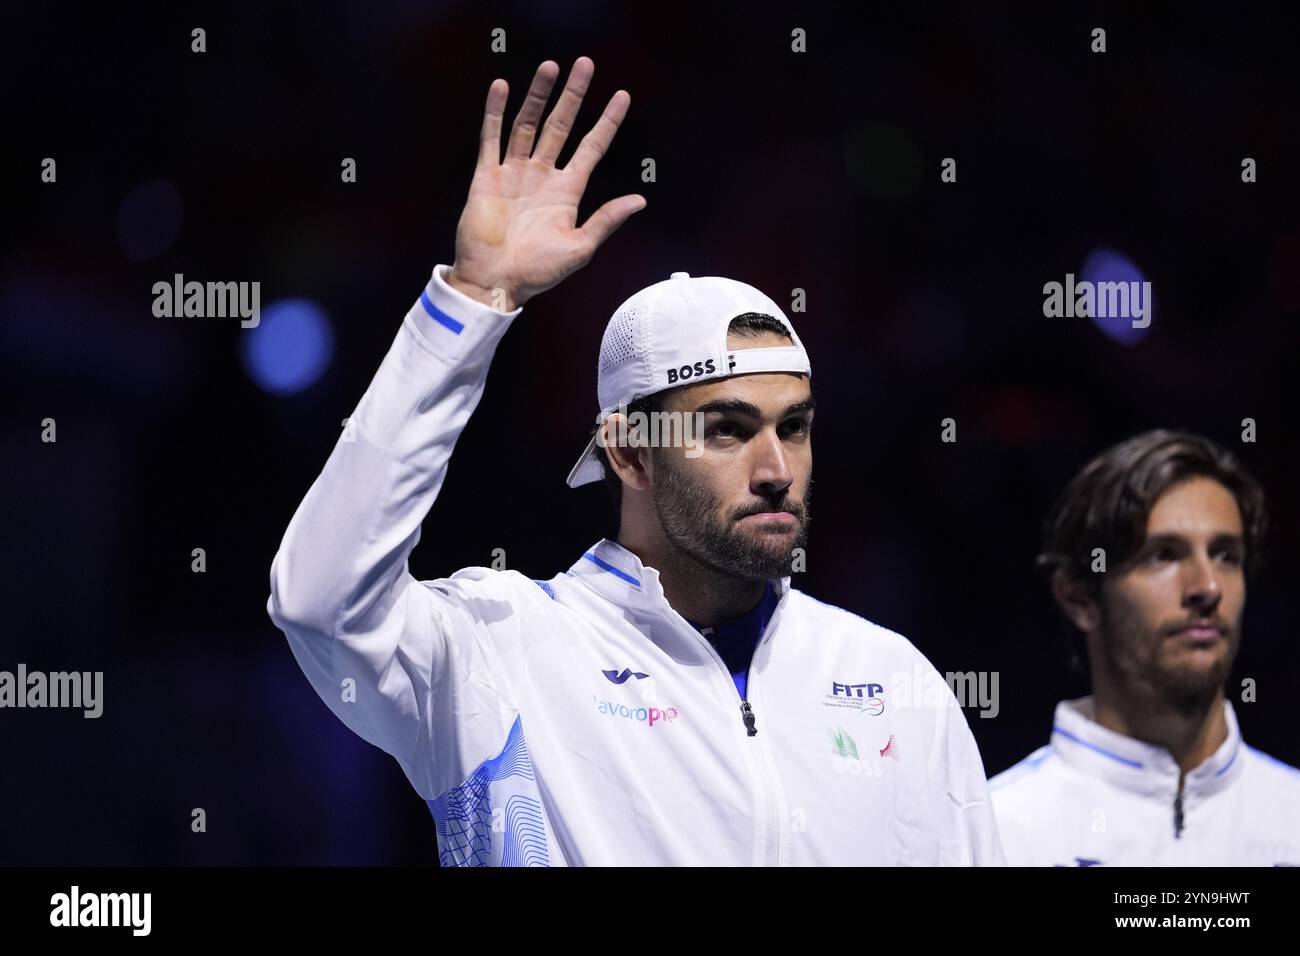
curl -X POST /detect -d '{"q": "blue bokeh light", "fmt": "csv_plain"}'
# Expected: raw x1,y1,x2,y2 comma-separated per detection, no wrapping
1080,247,1153,346
241,298,334,395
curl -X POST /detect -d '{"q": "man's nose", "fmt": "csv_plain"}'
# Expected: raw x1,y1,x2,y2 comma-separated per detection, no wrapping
1183,552,1222,614
751,428,793,494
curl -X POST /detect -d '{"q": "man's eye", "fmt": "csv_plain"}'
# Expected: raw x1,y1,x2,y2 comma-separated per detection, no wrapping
1216,549,1243,566
1148,548,1177,563
711,422,739,438
784,419,808,436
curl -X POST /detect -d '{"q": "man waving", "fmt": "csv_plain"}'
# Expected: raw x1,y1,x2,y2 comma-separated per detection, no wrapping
268,57,1004,866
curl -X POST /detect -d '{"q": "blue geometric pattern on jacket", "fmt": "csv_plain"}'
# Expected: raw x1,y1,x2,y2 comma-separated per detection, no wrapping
426,713,550,866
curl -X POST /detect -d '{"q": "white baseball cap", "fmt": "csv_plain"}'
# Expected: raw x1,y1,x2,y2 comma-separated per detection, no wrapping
566,270,812,488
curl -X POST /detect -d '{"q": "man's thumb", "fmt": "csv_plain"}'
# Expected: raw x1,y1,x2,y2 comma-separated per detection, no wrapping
579,195,646,250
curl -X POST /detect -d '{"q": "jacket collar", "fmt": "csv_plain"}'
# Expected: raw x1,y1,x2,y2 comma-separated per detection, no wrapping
1050,694,1245,799
567,537,793,616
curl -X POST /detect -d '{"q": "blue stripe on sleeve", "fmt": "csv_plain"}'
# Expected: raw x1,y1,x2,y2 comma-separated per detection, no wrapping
420,288,465,334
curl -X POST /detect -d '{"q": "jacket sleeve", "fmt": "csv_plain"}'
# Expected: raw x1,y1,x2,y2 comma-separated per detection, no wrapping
266,264,523,797
934,691,1009,866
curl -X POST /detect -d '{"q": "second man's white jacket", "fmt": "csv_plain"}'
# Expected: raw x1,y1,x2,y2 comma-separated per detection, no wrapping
990,695,1300,866
266,264,1006,867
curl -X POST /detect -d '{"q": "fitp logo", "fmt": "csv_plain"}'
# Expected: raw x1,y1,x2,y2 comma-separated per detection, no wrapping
822,680,885,716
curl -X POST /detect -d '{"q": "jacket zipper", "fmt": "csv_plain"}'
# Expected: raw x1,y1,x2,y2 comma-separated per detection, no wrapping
693,605,776,737
690,626,764,733
745,600,786,866
740,698,757,736
1173,790,1184,839
695,598,783,734
677,586,788,865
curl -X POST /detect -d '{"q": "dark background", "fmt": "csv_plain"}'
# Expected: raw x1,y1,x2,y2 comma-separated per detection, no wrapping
3,1,1298,864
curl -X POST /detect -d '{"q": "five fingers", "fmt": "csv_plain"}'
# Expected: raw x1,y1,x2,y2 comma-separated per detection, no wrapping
476,57,645,254
479,57,630,178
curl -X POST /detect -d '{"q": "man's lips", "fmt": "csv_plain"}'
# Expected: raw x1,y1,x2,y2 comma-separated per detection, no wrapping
739,512,797,526
1171,624,1224,645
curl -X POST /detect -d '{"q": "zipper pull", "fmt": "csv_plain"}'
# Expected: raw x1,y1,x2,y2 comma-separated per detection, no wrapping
1173,792,1184,839
740,700,757,736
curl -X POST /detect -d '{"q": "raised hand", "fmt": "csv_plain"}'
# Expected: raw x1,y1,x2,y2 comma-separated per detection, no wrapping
446,57,646,311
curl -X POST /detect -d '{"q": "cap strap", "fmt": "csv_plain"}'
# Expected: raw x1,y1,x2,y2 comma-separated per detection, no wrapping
724,344,810,377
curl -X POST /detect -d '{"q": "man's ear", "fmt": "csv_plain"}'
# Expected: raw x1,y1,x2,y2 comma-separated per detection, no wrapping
1051,568,1101,635
603,414,652,492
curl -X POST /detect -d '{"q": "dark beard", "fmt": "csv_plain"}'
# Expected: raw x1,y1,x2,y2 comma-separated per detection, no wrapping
649,447,811,582
1098,596,1237,717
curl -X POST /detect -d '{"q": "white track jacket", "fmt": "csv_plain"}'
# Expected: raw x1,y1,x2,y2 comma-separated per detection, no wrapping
989,696,1300,866
266,264,1006,867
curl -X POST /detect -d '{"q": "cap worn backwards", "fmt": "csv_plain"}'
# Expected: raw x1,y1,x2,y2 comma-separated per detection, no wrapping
565,271,812,488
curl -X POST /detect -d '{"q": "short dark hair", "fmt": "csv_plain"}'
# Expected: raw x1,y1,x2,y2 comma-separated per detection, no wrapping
1037,429,1267,593
1037,430,1267,675
592,312,794,510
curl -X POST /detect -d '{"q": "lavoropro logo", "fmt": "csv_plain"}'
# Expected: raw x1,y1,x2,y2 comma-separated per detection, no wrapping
823,680,885,716
593,694,681,728
666,358,716,384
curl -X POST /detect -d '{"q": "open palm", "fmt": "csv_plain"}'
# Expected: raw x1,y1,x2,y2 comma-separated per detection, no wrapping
449,57,646,311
